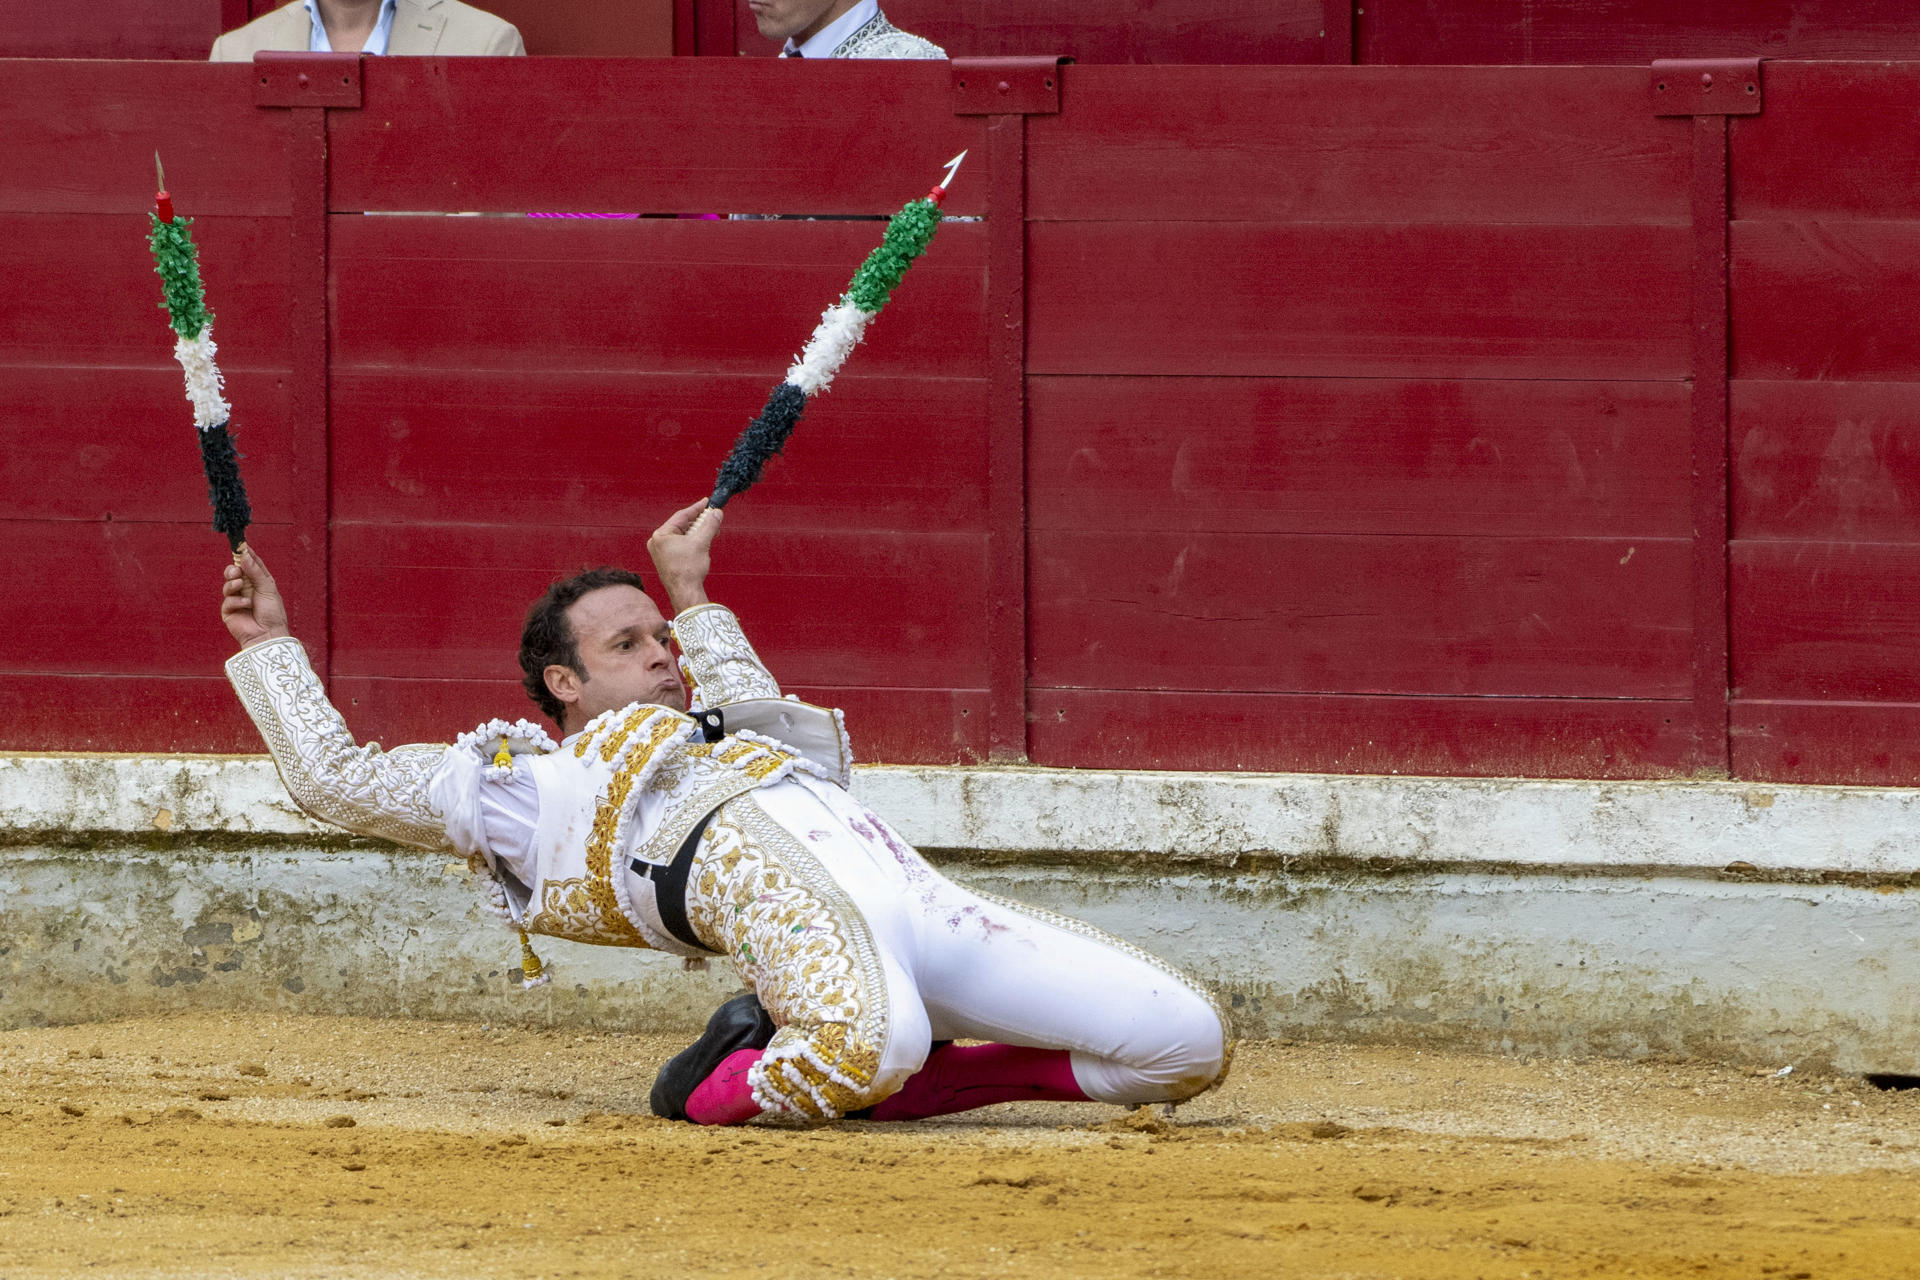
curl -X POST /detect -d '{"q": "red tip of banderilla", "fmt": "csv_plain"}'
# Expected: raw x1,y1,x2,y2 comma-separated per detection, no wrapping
154,151,174,223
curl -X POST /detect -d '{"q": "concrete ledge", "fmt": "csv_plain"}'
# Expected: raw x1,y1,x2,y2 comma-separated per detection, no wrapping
3,755,1917,1071
1,754,319,839
856,765,1920,878
8,754,1920,878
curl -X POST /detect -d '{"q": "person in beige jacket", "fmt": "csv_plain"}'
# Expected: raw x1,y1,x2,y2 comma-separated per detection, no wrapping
210,0,524,60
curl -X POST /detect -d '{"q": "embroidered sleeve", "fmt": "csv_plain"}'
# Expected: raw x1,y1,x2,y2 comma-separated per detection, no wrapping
224,636,452,850
672,604,783,708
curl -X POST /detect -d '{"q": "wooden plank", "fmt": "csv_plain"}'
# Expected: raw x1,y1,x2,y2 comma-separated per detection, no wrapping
1029,689,1695,778
1731,699,1920,787
284,107,332,684
695,0,734,56
0,675,261,754
0,520,314,675
1029,375,1690,537
333,677,989,763
1321,0,1353,64
1686,115,1731,774
1732,380,1920,542
480,0,673,56
0,0,224,58
1028,65,1688,224
1358,2,1920,66
0,368,293,521
330,370,987,528
330,523,989,688
1732,219,1920,383
1734,63,1920,220
329,214,987,378
0,63,286,214
673,0,696,55
1031,531,1691,699
776,0,1324,64
331,677,529,749
983,113,1028,760
1732,540,1920,703
0,215,292,367
786,685,990,764
1028,223,1691,380
0,675,985,760
330,59,984,216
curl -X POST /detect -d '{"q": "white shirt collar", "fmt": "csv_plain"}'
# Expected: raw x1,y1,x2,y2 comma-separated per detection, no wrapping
782,0,878,58
305,0,399,55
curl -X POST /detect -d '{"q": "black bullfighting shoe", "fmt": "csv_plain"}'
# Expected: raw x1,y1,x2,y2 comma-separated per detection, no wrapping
650,992,777,1121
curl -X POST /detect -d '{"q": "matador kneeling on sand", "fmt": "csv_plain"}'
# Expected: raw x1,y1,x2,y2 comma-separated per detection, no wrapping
219,500,1230,1125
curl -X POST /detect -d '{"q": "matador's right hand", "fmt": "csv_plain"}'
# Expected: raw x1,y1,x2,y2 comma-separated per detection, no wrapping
221,545,293,651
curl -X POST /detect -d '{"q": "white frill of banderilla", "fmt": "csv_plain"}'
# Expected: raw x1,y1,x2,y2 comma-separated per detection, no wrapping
172,328,232,430
784,299,875,396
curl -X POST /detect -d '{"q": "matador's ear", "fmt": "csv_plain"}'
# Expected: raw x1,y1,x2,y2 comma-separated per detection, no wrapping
544,662,584,711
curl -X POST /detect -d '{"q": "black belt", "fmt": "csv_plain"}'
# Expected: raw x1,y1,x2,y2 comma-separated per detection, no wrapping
632,807,720,953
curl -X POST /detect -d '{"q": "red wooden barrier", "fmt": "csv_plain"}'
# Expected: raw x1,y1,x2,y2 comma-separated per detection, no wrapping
1021,64,1699,778
1727,62,1920,784
2,56,1918,784
0,0,244,59
1357,2,1920,66
0,62,302,751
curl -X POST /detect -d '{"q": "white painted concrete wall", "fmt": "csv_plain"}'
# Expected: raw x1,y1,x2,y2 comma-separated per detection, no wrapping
9,754,1920,877
3,755,1917,1071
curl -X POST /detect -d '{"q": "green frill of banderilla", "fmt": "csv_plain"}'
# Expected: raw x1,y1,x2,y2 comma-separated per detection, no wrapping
148,214,212,341
843,197,942,315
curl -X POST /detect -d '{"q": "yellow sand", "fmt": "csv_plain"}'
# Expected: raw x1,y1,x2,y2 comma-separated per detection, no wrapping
2,1013,1917,1278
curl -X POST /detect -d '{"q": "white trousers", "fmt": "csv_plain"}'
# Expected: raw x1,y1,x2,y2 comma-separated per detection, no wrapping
685,774,1231,1118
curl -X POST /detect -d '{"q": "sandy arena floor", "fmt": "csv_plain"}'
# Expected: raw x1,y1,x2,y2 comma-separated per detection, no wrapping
1,1013,1917,1279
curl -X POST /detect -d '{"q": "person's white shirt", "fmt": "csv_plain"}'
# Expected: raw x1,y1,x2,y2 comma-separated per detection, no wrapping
304,0,399,53
781,0,877,58
472,736,545,885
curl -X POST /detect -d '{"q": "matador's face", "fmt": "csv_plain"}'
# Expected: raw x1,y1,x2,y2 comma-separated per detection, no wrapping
550,585,687,731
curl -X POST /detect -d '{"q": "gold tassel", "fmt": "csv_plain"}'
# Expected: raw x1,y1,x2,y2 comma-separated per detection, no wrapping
516,926,546,986
492,734,513,769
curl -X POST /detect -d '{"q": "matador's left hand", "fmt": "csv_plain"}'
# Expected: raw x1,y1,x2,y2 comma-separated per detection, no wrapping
648,498,722,616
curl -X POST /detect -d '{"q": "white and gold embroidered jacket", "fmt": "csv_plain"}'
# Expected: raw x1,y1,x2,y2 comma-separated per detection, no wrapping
224,604,849,957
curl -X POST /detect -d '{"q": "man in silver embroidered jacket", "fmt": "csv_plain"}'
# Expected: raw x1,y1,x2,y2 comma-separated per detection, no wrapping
219,500,1229,1125
752,0,943,60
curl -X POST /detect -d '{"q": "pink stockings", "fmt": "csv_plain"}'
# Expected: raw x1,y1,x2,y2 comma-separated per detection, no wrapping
867,1043,1088,1121
684,1042,1089,1126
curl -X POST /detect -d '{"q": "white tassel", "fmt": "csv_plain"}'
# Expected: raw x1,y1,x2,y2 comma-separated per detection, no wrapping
172,329,231,430
482,875,516,926
785,301,874,396
455,717,559,781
